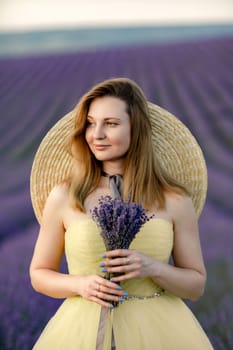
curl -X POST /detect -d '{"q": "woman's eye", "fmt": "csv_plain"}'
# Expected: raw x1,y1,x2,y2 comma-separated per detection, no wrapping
86,121,95,127
86,120,118,127
106,122,118,126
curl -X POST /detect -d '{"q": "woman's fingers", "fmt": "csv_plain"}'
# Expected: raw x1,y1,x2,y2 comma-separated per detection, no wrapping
110,271,138,282
84,275,127,308
98,276,121,289
94,277,123,294
103,249,130,259
88,282,125,308
103,256,133,267
99,249,153,280
100,251,141,274
90,295,114,308
98,284,122,296
104,262,140,274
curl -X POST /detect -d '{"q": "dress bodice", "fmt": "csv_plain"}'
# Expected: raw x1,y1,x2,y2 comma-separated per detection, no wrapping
65,218,174,296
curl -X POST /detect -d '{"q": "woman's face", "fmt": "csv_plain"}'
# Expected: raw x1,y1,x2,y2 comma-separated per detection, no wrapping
85,96,131,163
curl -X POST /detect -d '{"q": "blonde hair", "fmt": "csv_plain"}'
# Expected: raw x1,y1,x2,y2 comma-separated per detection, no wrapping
68,77,188,212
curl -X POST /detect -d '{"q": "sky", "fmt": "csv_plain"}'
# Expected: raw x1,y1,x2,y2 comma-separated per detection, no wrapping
1,0,233,32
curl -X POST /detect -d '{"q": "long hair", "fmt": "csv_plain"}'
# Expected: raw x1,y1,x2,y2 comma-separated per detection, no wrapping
67,77,188,212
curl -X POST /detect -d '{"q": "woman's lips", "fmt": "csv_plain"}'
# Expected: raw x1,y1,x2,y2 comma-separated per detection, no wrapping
94,144,111,150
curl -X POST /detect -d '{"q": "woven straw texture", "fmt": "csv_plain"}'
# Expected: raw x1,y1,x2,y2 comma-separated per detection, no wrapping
30,102,207,223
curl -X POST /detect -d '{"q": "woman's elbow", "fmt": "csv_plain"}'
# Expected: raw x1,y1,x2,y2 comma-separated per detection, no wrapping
189,271,206,301
29,266,42,293
29,269,37,291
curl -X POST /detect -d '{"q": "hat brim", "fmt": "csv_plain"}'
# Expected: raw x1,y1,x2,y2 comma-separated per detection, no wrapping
30,102,207,223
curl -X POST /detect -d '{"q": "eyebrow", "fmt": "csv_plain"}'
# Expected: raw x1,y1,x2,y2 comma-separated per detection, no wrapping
87,116,122,121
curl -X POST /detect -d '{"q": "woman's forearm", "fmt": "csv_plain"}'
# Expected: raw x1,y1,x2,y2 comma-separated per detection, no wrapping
149,260,206,301
101,250,206,301
30,268,125,307
30,269,81,299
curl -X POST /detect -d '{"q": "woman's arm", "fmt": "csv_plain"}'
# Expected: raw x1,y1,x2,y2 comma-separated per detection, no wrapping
29,184,125,306
29,184,78,298
153,194,207,301
102,194,207,301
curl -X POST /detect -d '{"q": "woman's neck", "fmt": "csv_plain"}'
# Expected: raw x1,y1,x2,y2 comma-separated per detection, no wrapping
102,161,124,176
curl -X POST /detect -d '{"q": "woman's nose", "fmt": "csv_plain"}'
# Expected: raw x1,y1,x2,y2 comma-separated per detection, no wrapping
93,124,105,139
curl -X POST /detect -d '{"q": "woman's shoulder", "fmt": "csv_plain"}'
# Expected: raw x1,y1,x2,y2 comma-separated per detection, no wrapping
165,191,197,221
40,182,70,228
44,182,70,211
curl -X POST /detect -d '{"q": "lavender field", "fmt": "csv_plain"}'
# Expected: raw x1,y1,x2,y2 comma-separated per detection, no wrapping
0,36,233,349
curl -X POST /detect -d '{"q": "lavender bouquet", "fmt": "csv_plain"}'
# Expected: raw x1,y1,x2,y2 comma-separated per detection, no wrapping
92,195,154,306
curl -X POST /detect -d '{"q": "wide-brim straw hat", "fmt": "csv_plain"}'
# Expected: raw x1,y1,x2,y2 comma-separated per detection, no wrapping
30,102,207,223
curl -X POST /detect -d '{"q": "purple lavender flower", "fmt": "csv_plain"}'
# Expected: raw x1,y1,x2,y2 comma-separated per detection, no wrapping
92,195,154,307
92,195,154,251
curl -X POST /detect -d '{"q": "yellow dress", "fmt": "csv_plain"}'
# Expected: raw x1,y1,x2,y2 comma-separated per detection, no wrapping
33,218,213,350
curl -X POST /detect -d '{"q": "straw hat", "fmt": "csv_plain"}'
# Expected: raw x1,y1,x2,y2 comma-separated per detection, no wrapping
30,101,207,223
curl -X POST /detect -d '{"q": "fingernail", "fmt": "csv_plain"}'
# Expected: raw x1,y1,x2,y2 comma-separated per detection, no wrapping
109,304,114,309
99,262,105,267
101,253,106,258
122,292,128,296
101,268,107,272
119,298,125,302
116,285,122,290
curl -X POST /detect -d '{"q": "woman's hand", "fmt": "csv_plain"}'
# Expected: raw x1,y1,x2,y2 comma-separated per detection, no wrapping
75,274,127,308
100,249,156,282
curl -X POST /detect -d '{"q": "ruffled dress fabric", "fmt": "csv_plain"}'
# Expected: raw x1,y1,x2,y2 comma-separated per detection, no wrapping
32,218,213,350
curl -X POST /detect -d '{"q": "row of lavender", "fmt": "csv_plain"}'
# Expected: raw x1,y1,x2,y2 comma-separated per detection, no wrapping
0,37,233,349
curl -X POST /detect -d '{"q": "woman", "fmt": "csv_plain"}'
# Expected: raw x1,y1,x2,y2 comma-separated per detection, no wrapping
30,78,213,349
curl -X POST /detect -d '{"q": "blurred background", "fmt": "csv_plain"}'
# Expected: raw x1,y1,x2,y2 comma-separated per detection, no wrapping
0,1,233,349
